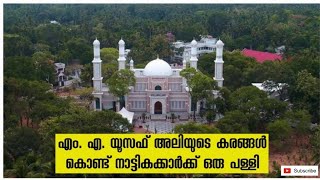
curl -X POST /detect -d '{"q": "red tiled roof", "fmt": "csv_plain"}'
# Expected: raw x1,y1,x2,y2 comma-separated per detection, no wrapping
242,49,282,63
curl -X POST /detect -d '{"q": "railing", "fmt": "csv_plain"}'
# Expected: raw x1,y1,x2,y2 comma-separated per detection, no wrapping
150,94,167,96
130,92,147,95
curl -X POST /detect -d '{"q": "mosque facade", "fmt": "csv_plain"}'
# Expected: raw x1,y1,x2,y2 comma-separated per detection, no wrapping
91,38,224,120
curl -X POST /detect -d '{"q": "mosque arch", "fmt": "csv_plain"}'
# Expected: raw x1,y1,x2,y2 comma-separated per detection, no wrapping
154,101,162,114
155,85,162,90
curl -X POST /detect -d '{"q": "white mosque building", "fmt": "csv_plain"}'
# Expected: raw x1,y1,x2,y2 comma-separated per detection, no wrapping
91,38,224,120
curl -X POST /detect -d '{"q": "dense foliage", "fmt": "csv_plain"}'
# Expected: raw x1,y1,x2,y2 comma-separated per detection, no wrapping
4,4,319,64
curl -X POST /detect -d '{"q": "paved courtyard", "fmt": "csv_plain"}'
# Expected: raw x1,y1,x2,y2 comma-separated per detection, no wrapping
137,120,189,133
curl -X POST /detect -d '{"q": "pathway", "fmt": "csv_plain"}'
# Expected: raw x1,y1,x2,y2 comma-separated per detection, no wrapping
141,120,188,133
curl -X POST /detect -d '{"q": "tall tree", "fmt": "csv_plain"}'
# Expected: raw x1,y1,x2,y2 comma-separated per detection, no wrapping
267,119,292,150
295,70,320,123
4,34,33,57
180,67,217,121
100,48,118,64
214,87,231,116
4,127,40,160
150,34,173,58
230,86,287,132
216,110,250,133
32,51,56,84
80,64,93,87
102,63,118,81
4,77,54,127
284,110,311,136
36,107,133,177
65,38,92,64
106,69,136,110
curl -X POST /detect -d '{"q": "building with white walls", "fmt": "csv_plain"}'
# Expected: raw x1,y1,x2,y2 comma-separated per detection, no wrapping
172,35,217,62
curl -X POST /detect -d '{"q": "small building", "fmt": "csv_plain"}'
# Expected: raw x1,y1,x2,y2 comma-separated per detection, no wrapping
242,49,283,63
50,20,60,25
252,81,288,100
172,35,217,62
54,63,67,87
54,62,82,88
275,45,285,54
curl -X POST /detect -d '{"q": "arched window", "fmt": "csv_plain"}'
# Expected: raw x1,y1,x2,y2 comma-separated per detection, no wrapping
95,98,100,110
155,85,162,90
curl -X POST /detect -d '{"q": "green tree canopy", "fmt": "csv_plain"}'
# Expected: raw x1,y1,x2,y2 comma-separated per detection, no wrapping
180,67,217,120
35,108,133,177
65,38,92,64
174,122,220,134
229,86,288,132
106,69,136,109
216,110,250,133
102,63,118,81
229,86,268,112
284,110,311,136
106,69,136,98
267,119,292,142
4,127,40,159
100,48,118,64
80,64,93,87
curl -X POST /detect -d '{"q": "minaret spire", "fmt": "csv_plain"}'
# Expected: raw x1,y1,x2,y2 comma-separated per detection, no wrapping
190,39,198,69
214,39,224,87
130,58,134,70
92,38,103,111
118,38,126,70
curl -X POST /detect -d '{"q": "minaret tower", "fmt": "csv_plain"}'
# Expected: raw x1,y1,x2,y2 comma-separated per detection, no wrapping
182,59,187,69
182,58,187,90
118,38,126,70
190,39,198,70
130,59,134,70
214,39,224,87
92,38,103,110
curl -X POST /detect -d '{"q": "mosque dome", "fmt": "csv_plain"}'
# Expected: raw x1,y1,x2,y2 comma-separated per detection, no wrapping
143,57,172,76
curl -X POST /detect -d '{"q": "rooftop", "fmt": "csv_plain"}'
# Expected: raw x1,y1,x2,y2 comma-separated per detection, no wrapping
242,49,282,63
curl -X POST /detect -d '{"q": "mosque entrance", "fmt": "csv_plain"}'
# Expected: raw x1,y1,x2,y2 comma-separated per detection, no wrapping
154,101,162,114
